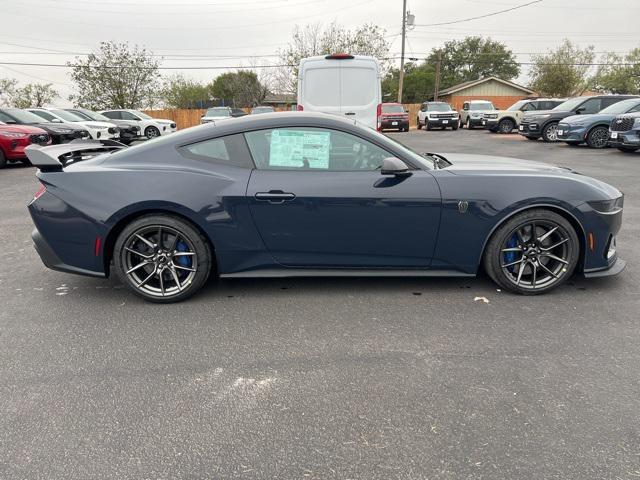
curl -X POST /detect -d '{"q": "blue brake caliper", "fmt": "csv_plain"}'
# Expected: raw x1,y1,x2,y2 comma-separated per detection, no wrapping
175,240,192,273
504,234,518,272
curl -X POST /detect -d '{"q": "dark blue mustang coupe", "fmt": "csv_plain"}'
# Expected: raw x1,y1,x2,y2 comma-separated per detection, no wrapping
26,112,625,302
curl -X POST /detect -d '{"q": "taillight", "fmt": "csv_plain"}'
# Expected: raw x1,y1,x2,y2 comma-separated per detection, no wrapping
376,103,382,131
297,104,304,111
33,183,46,201
325,53,354,60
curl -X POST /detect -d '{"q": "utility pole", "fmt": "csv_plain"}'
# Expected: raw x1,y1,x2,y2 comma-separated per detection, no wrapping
397,0,407,103
434,51,442,101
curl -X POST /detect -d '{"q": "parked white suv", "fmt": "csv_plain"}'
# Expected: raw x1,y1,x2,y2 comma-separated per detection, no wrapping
100,109,177,138
482,98,565,133
417,101,459,130
28,107,119,140
459,100,496,129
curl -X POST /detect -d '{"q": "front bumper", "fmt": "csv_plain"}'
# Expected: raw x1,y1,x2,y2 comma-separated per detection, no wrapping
467,117,483,127
159,125,177,135
381,118,408,129
427,118,457,128
519,121,543,137
557,124,587,143
584,257,626,278
608,129,640,148
482,119,499,130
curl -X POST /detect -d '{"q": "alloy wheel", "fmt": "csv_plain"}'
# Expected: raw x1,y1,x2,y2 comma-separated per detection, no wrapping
499,119,514,133
122,225,197,298
589,127,609,148
544,124,559,141
500,220,573,291
146,127,160,139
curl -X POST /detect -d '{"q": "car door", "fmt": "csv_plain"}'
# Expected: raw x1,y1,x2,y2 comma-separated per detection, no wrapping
244,126,442,268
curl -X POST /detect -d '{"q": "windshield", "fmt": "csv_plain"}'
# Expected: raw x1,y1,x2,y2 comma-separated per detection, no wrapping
552,97,584,111
470,102,494,111
427,103,452,112
382,104,406,113
50,109,85,122
1,108,46,124
600,98,640,114
205,108,230,117
78,109,111,122
508,100,529,111
131,110,152,119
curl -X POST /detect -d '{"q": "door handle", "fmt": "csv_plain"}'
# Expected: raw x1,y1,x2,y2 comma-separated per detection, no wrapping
255,191,296,204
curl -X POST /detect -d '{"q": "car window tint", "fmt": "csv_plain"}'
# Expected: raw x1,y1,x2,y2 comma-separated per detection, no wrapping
629,104,640,113
31,110,56,121
521,103,537,111
179,133,253,168
102,111,121,120
579,98,602,114
120,111,139,120
0,111,14,123
245,127,392,171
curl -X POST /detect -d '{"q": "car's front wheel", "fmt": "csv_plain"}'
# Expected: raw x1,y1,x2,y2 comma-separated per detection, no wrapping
483,209,579,295
498,118,515,134
113,214,213,303
586,126,609,148
145,126,161,139
416,117,422,130
542,122,559,142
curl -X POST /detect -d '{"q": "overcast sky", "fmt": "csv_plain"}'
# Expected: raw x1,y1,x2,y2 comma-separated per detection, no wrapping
0,0,638,107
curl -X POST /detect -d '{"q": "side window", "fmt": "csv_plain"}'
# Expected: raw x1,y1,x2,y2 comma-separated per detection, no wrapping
178,133,253,168
578,98,601,114
463,103,469,111
31,110,57,121
245,127,392,172
120,111,139,121
102,111,121,120
602,97,623,109
628,104,640,113
420,103,427,112
0,111,14,123
521,102,537,111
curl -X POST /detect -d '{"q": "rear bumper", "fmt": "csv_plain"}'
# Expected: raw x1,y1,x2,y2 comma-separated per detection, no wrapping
32,228,105,278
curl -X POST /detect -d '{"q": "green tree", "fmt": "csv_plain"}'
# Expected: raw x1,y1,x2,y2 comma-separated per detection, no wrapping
0,78,18,107
382,62,436,103
10,83,58,108
276,22,390,93
209,70,268,107
593,49,640,94
160,74,211,108
529,40,595,96
426,36,520,89
68,41,161,109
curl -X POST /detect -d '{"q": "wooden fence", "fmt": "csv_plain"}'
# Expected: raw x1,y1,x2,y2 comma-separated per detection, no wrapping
143,104,425,131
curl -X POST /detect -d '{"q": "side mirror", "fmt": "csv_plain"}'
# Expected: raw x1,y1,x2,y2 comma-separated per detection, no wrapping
381,157,411,176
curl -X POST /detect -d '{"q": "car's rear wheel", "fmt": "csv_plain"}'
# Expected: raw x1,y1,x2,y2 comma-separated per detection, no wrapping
542,122,559,142
145,126,160,139
498,118,515,134
617,146,639,153
483,209,579,295
113,215,212,303
586,126,609,148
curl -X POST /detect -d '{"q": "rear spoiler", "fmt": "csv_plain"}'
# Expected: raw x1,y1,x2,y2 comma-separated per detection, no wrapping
25,139,127,172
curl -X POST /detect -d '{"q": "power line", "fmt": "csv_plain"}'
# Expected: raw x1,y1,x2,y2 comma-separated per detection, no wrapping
413,0,544,27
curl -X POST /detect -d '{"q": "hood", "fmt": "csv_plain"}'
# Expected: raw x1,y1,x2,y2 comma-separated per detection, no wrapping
436,153,577,174
0,124,48,135
35,122,88,132
562,113,614,125
467,110,494,115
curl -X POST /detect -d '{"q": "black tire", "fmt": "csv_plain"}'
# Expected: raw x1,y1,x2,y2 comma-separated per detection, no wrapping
452,124,459,131
426,123,432,131
145,126,161,139
586,126,610,149
483,209,579,295
113,214,213,303
0,150,6,169
416,117,422,130
541,122,559,142
497,118,515,134
465,118,471,129
617,146,639,153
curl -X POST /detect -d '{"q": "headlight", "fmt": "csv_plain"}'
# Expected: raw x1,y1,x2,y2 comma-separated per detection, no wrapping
633,118,640,128
0,130,28,138
587,196,624,212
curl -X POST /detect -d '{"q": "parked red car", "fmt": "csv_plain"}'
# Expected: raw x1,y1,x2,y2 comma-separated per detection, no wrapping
0,122,51,168
379,103,409,132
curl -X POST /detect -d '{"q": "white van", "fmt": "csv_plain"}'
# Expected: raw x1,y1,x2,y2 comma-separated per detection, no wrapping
297,54,382,130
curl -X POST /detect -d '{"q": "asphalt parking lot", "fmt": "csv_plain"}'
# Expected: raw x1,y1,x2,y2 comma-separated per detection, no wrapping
1,129,639,479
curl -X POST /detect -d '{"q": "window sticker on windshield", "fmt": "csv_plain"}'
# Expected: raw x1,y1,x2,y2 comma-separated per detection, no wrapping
269,129,330,168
